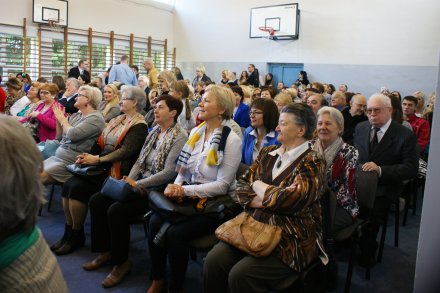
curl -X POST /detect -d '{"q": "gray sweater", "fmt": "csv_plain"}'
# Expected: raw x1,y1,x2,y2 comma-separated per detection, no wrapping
58,111,106,156
128,131,187,193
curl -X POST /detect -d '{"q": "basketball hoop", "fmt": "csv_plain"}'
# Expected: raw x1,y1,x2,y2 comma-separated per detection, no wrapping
47,18,64,33
258,26,278,40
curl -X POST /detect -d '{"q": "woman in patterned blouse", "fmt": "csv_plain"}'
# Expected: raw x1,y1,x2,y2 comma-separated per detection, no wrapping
312,106,359,232
204,103,327,293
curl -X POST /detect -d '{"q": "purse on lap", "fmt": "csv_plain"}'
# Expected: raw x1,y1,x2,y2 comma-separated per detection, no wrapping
100,176,139,202
66,163,109,177
215,211,282,257
148,190,238,224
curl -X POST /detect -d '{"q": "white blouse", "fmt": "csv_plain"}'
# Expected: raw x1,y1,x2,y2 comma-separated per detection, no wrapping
175,121,242,198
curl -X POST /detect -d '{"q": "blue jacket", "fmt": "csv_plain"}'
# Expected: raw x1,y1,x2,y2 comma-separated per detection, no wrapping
242,126,279,165
233,102,250,128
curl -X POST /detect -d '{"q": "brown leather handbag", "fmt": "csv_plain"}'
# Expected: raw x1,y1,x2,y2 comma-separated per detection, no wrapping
215,211,282,257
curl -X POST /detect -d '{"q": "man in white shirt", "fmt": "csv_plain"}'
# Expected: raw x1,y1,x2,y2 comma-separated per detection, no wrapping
353,93,418,267
68,59,90,79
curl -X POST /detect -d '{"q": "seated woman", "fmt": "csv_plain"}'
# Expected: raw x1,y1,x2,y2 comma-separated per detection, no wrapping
312,106,359,232
40,85,106,185
11,81,42,117
242,98,279,166
274,92,293,111
84,95,187,288
98,84,121,122
4,77,25,115
0,116,68,293
78,73,90,86
169,80,196,132
231,86,250,129
204,103,326,293
145,89,158,129
147,85,242,293
20,83,63,142
51,86,148,255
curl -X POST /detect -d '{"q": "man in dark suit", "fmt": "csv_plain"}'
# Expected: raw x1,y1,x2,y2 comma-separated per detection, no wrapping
354,93,418,266
68,59,90,79
58,78,80,115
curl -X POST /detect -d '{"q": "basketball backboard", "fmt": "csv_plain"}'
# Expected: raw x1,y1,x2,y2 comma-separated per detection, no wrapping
250,3,300,40
33,0,68,27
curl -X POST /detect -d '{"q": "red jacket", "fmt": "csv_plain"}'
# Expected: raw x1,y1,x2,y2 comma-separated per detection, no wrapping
408,114,430,152
0,87,6,112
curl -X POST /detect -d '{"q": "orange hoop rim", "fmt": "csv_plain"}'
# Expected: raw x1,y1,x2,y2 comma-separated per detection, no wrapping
258,26,276,36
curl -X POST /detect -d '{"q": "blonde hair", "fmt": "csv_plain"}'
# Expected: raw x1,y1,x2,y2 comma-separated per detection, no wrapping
78,85,102,109
205,85,235,119
284,88,298,99
102,84,120,116
274,93,293,107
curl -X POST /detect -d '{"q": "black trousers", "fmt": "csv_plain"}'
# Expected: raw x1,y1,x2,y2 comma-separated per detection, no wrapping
148,212,221,293
204,241,296,293
89,192,150,265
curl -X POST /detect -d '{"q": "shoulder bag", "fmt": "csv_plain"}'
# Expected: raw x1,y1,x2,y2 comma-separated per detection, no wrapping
100,176,139,202
215,211,282,257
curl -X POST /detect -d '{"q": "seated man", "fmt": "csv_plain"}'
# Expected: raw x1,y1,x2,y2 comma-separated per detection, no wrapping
331,91,347,111
354,93,418,266
402,95,430,153
307,93,326,114
342,94,368,145
59,78,80,115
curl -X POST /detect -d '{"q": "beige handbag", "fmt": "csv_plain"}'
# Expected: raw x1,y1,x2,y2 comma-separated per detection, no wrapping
215,211,282,257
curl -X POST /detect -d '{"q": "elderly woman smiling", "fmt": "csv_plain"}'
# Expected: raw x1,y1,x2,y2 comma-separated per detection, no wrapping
312,106,359,232
204,103,326,293
147,85,242,293
40,85,106,185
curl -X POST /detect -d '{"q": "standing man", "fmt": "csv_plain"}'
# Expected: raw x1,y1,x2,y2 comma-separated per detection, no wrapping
402,95,430,152
191,66,212,89
338,84,348,93
354,93,418,266
246,64,260,88
108,55,137,86
342,94,368,144
58,78,80,114
143,58,158,94
68,59,90,79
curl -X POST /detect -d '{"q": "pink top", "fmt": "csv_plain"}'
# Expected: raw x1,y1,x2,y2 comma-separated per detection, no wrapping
20,101,65,142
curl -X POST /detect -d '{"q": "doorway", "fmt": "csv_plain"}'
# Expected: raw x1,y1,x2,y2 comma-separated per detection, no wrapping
268,63,304,88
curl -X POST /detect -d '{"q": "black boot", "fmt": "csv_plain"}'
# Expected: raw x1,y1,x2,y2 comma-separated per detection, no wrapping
55,228,85,255
50,224,72,251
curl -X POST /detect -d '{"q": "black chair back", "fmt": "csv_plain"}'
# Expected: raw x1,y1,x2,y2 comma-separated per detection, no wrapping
356,166,378,218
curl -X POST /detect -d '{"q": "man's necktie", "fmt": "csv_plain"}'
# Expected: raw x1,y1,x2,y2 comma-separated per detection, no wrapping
369,127,380,154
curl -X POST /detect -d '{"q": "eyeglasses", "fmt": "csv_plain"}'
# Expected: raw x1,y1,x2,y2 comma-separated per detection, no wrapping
77,93,89,99
121,98,134,101
39,90,50,95
249,111,264,116
366,107,387,114
252,93,261,98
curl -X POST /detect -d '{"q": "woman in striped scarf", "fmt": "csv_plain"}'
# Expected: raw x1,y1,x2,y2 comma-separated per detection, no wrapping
147,85,242,293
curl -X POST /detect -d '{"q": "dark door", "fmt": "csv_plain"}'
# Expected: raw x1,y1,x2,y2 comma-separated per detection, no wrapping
268,63,304,88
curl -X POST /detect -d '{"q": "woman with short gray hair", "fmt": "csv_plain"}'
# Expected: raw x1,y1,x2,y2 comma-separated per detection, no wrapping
312,106,359,232
0,115,68,293
51,86,148,256
41,85,106,185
